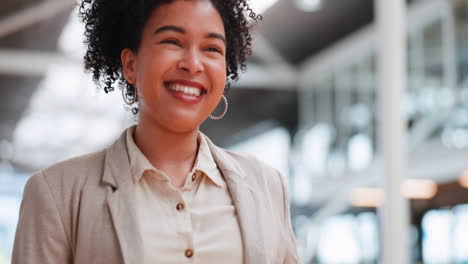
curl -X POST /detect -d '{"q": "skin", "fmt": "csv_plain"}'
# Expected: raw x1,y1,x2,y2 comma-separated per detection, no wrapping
121,0,227,188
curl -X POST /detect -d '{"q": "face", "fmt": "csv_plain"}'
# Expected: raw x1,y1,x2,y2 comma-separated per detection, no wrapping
121,0,227,133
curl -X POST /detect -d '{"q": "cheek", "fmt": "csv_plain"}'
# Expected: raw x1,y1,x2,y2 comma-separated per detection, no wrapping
209,60,227,93
134,57,166,105
136,48,173,82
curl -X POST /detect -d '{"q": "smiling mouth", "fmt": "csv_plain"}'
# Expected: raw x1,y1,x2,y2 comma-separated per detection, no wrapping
165,82,207,97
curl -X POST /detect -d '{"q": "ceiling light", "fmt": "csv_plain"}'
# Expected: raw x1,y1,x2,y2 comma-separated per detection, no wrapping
401,179,438,199
349,187,384,208
294,0,322,12
458,170,468,188
249,0,279,14
350,179,438,208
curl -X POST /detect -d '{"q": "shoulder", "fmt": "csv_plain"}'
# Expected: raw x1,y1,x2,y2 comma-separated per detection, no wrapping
42,149,106,183
16,150,108,260
221,148,280,176
216,147,292,226
216,147,287,197
201,133,290,202
204,135,286,189
25,149,107,199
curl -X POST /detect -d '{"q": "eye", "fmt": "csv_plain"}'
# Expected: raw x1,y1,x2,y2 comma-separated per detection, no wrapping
206,46,223,54
161,39,181,46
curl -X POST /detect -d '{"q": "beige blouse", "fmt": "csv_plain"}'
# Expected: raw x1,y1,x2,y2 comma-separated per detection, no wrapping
126,126,243,264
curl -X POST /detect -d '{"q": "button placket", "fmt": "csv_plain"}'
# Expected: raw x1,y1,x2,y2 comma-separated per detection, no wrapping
173,191,194,253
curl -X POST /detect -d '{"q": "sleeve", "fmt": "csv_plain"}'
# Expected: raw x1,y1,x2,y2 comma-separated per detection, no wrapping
276,170,303,264
12,171,72,264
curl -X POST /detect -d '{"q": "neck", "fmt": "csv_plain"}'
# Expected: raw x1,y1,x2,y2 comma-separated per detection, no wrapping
133,117,199,185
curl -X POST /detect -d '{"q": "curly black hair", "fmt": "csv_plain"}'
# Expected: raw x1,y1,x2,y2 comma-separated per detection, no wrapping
78,0,261,101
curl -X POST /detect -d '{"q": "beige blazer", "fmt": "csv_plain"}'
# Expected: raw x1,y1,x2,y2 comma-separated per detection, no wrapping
12,130,302,264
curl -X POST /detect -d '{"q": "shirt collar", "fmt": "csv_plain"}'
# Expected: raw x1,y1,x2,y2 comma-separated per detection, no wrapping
125,126,223,188
126,126,158,184
193,132,223,188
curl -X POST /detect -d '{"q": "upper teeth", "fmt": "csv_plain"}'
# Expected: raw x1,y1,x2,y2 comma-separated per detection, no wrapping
169,84,202,96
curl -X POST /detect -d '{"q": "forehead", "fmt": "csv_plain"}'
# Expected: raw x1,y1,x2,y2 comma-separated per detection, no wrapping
146,0,225,35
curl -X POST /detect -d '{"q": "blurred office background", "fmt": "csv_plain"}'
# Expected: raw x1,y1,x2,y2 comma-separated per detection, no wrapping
2,0,468,263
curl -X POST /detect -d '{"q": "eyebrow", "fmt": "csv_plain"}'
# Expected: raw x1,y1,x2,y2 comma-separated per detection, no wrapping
154,25,185,35
154,25,226,44
206,32,226,44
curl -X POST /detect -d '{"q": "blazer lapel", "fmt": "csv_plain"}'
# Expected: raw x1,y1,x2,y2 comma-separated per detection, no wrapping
204,135,267,264
107,184,143,264
102,130,143,264
223,171,267,264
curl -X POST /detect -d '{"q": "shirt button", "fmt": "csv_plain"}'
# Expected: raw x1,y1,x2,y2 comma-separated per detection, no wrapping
176,202,185,211
185,249,194,258
191,173,196,182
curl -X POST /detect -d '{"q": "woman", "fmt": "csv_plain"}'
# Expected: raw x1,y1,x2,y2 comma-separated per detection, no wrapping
12,0,301,263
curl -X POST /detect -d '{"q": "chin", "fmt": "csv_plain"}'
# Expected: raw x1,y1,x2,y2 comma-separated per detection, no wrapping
166,123,200,134
141,107,203,132
161,114,203,133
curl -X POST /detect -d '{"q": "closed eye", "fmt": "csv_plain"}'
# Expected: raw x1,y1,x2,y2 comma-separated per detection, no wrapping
206,46,223,54
161,39,181,46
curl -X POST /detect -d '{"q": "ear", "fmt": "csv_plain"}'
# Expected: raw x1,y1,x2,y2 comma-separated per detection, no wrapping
121,48,137,84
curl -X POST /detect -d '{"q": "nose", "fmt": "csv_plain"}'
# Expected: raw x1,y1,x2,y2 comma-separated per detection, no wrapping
177,48,204,74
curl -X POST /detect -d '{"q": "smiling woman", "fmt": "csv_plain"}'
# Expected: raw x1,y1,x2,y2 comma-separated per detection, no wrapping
120,0,228,134
11,0,301,264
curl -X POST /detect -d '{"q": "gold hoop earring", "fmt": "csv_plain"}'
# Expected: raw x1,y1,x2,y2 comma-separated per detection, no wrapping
209,95,228,120
122,83,138,105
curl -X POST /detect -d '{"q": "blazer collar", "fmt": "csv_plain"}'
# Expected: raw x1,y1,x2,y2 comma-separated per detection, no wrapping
201,133,246,179
102,129,132,188
101,129,266,264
